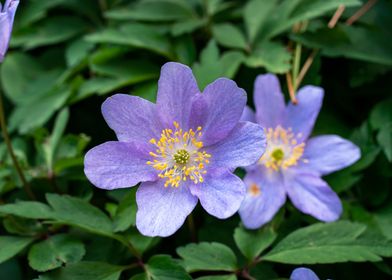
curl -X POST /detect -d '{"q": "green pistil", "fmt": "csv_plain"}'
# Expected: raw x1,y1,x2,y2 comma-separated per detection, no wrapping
271,148,284,161
173,149,190,164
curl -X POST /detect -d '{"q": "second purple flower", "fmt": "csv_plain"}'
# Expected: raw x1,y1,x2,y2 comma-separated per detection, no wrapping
84,62,266,237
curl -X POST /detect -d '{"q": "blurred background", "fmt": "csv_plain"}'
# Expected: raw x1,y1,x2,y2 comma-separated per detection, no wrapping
0,0,391,279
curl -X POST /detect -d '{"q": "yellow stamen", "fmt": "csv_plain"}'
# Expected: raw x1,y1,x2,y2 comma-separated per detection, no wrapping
147,122,211,187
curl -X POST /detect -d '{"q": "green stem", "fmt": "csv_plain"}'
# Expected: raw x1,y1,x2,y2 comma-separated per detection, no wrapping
187,213,197,242
292,42,302,92
0,88,36,200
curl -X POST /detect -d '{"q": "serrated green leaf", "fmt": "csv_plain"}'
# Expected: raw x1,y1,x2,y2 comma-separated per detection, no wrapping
28,234,85,272
0,236,35,264
0,201,54,219
263,221,392,264
244,0,276,43
234,226,277,260
212,23,248,50
146,255,191,280
177,242,237,272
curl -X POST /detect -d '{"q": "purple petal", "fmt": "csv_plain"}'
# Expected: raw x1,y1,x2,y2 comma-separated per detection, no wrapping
189,169,245,219
239,168,286,229
240,106,256,122
192,78,247,146
0,0,19,62
136,180,198,237
303,135,361,175
156,62,200,129
84,141,157,190
284,86,324,142
253,74,285,128
206,121,266,170
284,169,342,222
290,268,320,280
102,94,162,143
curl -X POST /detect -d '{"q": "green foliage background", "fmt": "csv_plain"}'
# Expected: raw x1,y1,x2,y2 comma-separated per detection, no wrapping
0,0,391,279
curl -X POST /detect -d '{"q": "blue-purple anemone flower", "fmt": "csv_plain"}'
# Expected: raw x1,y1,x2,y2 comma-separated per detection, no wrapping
0,0,19,62
84,62,266,237
290,268,320,280
239,74,360,229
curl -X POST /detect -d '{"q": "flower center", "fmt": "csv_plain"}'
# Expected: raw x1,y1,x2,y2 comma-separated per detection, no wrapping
259,126,305,171
147,122,211,187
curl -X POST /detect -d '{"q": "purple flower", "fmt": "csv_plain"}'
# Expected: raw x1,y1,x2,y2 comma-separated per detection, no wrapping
290,268,320,280
84,62,266,237
239,74,360,229
0,0,19,62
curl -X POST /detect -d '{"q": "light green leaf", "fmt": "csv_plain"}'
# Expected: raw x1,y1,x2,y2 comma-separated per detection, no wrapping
234,226,277,260
246,41,291,73
0,236,35,264
177,242,237,272
28,234,85,272
46,194,113,236
263,221,392,264
146,255,191,280
113,189,137,232
0,201,53,219
66,39,95,67
244,0,276,43
212,23,248,50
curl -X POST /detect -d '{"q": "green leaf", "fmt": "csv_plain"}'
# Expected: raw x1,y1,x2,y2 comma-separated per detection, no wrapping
12,16,87,49
146,255,191,280
246,41,291,73
105,1,195,22
85,23,173,58
263,221,392,264
46,194,113,236
0,236,35,264
212,24,248,50
28,234,85,272
113,189,137,232
196,276,237,280
193,40,244,89
0,201,54,219
375,204,392,239
370,99,392,130
0,53,44,104
292,25,392,65
234,226,277,260
37,262,125,280
66,39,95,67
177,242,237,272
244,0,276,43
377,123,392,162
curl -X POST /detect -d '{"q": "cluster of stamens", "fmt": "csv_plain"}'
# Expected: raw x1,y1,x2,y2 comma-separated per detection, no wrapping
259,126,306,171
147,122,211,187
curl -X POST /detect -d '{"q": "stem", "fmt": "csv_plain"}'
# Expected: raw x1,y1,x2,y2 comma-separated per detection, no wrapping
346,0,378,25
0,89,36,200
187,213,197,243
296,49,318,88
292,42,302,92
286,72,298,104
328,5,346,28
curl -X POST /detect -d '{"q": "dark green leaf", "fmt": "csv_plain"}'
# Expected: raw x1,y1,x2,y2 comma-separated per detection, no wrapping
0,236,35,264
0,201,54,219
177,242,237,272
212,24,248,50
146,255,191,280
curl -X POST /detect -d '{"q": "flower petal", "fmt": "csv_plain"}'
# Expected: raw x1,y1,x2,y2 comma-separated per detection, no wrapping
206,121,266,170
136,180,198,237
156,62,200,129
284,169,342,222
284,86,324,142
290,268,320,280
0,0,19,62
189,169,245,219
253,74,285,128
239,168,286,229
102,94,162,143
193,78,247,146
303,135,361,175
84,141,157,190
240,106,256,122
